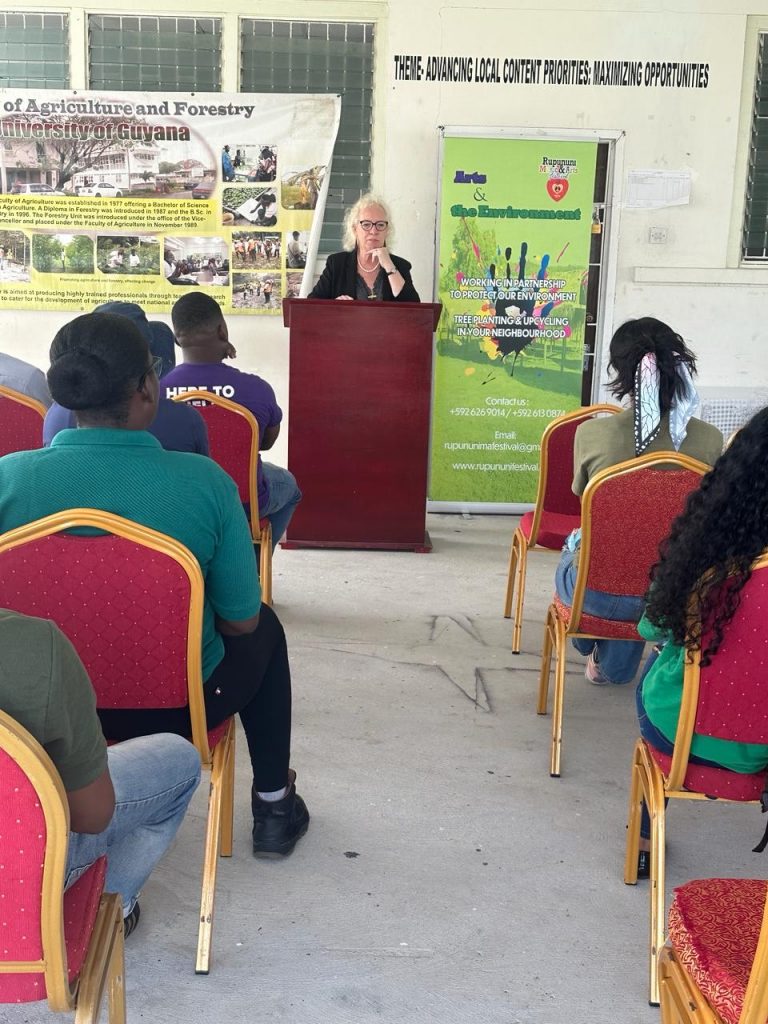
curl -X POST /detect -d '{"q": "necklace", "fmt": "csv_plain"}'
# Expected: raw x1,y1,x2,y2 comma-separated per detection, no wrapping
357,253,378,275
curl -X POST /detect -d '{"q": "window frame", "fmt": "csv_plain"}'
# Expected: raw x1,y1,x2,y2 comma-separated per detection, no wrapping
1,1,386,258
728,15,768,269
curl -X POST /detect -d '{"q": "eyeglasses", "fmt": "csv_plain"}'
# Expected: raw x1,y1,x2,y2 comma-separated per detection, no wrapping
137,355,163,390
358,220,388,232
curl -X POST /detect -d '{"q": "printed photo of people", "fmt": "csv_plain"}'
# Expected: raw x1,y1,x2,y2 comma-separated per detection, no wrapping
222,186,279,227
285,230,308,269
163,236,230,286
285,272,303,299
97,235,160,275
32,233,94,275
232,232,281,271
232,272,282,310
245,146,277,182
281,164,325,209
0,231,31,282
223,144,277,183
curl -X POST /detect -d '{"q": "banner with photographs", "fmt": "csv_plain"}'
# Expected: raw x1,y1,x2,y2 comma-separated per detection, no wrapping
431,132,597,505
0,90,340,315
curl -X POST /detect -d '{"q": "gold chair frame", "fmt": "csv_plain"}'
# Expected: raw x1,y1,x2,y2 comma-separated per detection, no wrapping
0,509,236,975
624,552,768,1006
172,390,273,605
503,404,620,653
659,884,768,1024
0,709,126,1023
538,451,709,779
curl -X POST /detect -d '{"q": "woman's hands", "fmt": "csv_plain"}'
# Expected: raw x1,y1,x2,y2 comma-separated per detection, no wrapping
369,246,398,276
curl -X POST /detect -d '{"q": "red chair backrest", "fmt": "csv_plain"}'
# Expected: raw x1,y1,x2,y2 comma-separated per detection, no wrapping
0,391,44,457
583,459,706,597
540,415,586,518
189,402,255,507
0,533,191,709
693,561,768,745
0,748,47,970
537,406,621,523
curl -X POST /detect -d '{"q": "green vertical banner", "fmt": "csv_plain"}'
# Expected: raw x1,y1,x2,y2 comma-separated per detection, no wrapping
431,134,597,505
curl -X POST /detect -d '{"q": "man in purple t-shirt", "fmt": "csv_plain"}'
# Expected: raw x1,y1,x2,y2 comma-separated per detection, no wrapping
164,293,301,548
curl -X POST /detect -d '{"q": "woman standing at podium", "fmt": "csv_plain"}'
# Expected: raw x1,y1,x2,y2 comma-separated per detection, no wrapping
308,194,420,302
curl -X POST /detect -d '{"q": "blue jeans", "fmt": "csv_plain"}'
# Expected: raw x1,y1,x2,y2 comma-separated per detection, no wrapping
65,734,201,915
555,548,646,684
261,463,302,550
635,650,721,839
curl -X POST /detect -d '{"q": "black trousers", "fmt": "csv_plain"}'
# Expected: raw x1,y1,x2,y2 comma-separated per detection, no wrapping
98,605,292,792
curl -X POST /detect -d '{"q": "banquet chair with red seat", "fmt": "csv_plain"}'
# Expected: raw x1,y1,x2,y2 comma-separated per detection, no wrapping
0,384,46,457
538,451,709,779
0,509,235,975
171,390,273,605
625,550,768,1006
503,403,620,653
660,877,768,1024
0,708,125,1023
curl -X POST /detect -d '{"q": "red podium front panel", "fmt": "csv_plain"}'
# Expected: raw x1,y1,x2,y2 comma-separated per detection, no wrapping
283,298,440,551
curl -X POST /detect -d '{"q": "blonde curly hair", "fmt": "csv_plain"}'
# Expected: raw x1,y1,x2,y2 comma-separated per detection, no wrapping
341,193,394,251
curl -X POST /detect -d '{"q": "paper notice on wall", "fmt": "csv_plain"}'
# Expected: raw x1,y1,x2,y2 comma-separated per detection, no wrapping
626,169,691,209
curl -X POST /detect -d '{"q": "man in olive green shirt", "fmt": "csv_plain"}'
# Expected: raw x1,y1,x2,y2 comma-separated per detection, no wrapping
0,609,200,933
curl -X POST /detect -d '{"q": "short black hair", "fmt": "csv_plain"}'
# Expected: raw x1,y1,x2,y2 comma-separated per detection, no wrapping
47,312,149,424
607,317,697,415
171,292,224,334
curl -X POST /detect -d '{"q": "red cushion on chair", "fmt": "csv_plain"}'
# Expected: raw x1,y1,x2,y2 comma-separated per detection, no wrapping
646,742,768,801
551,594,643,640
207,719,231,750
522,510,580,550
62,858,108,983
0,858,106,1004
668,877,768,1024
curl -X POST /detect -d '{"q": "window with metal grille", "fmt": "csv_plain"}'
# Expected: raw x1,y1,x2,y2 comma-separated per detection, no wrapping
0,12,69,89
241,19,374,253
743,32,768,261
88,15,221,92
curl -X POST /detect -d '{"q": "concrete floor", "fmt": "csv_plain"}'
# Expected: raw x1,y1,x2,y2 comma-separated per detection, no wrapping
9,513,764,1023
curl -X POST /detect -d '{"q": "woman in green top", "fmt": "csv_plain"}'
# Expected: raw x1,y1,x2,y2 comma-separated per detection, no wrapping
635,406,768,869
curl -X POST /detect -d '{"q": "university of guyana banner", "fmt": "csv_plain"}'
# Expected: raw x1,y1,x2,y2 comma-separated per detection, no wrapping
431,132,597,505
0,90,340,315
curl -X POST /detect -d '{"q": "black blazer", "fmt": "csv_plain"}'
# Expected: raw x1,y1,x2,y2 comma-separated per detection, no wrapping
308,249,420,302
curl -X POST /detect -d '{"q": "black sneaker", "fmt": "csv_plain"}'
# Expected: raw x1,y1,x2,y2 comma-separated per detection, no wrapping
123,901,141,938
252,769,310,857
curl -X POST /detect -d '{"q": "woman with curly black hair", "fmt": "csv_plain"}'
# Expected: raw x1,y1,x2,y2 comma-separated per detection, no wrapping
633,406,768,871
556,317,723,686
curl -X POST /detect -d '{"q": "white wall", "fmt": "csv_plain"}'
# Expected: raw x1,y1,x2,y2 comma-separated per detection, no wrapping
380,0,768,393
2,0,767,457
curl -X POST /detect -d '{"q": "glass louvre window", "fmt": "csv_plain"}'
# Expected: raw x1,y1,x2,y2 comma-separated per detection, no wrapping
241,19,375,253
88,15,221,92
0,12,69,89
743,32,768,261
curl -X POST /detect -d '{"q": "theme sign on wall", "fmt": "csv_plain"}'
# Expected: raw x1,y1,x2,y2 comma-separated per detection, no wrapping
430,131,597,506
0,90,340,315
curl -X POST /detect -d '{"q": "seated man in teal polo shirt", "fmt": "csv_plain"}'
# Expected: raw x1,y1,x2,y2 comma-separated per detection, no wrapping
0,312,310,857
0,608,201,936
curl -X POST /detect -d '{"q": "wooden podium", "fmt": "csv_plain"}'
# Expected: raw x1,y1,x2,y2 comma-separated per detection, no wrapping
282,298,441,551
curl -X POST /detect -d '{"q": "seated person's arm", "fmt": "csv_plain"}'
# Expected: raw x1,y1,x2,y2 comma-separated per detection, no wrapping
67,769,115,833
205,468,263,629
216,612,260,636
572,425,589,496
43,621,114,833
261,423,280,451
